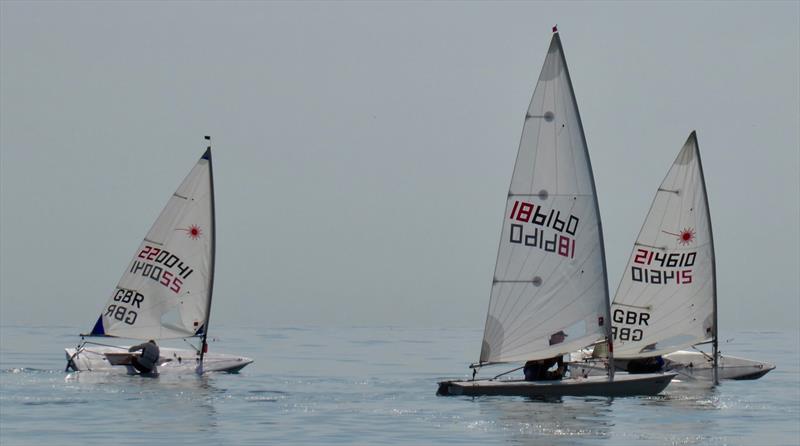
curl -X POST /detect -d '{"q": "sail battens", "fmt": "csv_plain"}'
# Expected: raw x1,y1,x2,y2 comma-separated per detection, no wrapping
494,280,542,283
633,243,667,250
89,151,214,341
479,33,609,365
508,193,591,197
611,302,652,310
611,134,715,358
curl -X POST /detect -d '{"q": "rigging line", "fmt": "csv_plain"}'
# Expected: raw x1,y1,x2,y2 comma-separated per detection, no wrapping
81,340,131,349
65,342,87,372
490,365,524,381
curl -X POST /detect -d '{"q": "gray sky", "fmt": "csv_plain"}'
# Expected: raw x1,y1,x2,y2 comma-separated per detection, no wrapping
1,1,798,333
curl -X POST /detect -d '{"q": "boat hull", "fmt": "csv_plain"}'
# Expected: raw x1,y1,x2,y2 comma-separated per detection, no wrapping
437,372,675,397
65,346,253,374
663,350,775,381
568,350,775,381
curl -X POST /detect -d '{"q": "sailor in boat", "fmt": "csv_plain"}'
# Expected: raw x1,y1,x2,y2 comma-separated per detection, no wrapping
523,331,568,381
523,356,567,381
128,339,160,375
625,355,665,374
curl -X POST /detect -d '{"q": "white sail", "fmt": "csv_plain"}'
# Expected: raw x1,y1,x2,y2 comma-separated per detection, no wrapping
479,32,610,365
611,132,715,358
87,149,215,340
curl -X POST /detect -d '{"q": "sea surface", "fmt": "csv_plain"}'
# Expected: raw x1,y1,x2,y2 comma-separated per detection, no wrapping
1,325,798,445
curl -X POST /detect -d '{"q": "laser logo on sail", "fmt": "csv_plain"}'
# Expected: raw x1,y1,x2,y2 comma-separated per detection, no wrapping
179,224,203,240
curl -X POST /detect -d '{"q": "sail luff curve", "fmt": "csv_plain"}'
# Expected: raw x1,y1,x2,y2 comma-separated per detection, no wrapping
87,150,215,340
478,32,609,365
611,132,716,358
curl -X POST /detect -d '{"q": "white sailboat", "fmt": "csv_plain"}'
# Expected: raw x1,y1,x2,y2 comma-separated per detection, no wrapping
437,29,675,397
65,138,253,374
571,132,774,382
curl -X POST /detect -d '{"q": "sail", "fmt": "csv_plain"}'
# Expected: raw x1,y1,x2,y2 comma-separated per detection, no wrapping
611,132,715,358
479,32,610,365
87,149,215,340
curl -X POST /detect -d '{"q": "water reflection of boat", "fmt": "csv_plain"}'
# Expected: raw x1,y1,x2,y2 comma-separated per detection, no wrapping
476,397,614,444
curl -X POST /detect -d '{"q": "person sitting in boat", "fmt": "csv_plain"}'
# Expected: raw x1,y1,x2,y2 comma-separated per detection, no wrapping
626,355,665,374
523,355,567,381
128,339,160,374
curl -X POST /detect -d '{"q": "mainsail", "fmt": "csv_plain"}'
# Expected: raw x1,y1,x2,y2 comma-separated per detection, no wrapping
87,149,215,340
611,132,716,358
478,32,611,365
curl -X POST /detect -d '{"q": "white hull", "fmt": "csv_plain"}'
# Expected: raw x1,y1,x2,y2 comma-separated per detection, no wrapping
438,372,676,397
663,350,775,381
65,346,253,374
569,350,774,381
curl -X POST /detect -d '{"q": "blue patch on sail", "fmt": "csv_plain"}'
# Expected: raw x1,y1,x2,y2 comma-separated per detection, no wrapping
201,148,211,160
195,324,205,336
89,316,105,336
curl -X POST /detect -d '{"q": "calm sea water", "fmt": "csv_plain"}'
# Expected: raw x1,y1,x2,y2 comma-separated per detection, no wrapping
1,325,798,445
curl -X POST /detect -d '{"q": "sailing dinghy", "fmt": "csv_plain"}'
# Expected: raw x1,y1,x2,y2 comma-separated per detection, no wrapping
65,139,253,374
437,30,675,397
569,132,774,382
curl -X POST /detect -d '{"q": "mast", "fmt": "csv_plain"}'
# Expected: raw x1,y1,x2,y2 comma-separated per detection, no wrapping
553,30,614,381
693,131,718,385
199,136,216,366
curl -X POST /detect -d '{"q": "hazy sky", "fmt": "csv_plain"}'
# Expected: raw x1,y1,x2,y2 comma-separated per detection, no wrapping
1,1,798,334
